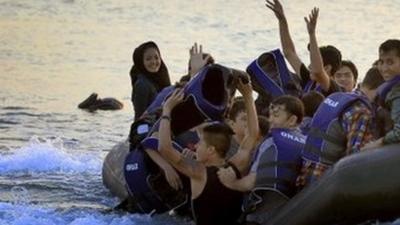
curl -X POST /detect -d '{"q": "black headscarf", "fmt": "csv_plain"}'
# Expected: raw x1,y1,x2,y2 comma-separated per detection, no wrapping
129,41,171,92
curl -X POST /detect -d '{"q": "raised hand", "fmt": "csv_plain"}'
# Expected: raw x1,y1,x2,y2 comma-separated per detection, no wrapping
304,7,319,34
182,148,197,160
236,76,253,98
265,0,285,21
189,42,211,76
163,88,185,112
217,167,237,189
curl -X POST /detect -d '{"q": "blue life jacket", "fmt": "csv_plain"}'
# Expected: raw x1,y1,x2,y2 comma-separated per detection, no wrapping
299,116,312,135
377,75,400,108
170,64,235,135
252,128,305,198
246,49,298,98
303,80,323,94
145,86,175,115
183,64,232,121
302,92,371,165
124,136,188,214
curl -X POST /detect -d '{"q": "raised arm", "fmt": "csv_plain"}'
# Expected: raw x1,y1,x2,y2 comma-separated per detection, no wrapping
189,43,212,77
158,89,204,180
266,0,303,75
229,78,259,174
305,8,330,91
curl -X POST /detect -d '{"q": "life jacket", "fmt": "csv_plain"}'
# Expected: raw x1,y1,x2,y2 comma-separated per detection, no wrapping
122,115,195,214
376,75,400,108
303,80,323,94
145,86,175,115
252,128,305,198
246,49,300,98
170,64,235,135
302,92,371,165
299,116,312,135
243,128,304,214
123,136,189,214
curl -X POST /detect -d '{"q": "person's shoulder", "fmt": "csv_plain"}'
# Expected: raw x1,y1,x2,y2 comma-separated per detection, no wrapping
342,100,373,120
386,82,400,101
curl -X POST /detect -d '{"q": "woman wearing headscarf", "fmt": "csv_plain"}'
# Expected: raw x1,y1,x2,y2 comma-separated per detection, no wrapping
130,41,171,121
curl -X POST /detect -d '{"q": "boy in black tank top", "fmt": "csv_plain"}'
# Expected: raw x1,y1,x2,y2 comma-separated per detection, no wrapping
158,78,260,225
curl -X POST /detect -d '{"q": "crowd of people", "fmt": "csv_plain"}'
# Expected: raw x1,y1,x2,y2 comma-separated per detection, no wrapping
123,0,400,224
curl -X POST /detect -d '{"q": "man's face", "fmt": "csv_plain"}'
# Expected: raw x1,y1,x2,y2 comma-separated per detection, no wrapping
379,50,400,81
334,65,356,92
268,104,294,129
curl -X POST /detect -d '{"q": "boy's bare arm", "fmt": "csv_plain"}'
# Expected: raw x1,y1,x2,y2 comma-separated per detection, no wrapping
158,89,205,180
266,0,303,76
229,78,259,174
305,8,330,91
218,167,256,192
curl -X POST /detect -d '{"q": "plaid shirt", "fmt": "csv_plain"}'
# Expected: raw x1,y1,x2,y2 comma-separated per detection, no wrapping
296,98,374,190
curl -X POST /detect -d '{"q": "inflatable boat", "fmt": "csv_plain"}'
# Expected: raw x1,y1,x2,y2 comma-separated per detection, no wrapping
264,144,400,225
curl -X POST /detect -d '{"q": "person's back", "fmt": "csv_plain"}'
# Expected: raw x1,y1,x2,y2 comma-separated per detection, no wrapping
297,67,385,188
158,78,259,225
192,166,242,225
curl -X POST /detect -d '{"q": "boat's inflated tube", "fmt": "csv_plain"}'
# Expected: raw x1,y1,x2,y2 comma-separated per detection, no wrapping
264,144,400,225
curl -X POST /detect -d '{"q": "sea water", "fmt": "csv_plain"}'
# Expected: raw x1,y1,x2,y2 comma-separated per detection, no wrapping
1,0,399,224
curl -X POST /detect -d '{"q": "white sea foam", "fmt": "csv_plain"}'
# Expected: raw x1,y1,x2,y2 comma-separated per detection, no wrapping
0,136,102,174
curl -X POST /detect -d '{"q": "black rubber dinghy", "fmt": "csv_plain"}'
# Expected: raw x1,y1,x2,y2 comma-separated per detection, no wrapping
264,144,400,225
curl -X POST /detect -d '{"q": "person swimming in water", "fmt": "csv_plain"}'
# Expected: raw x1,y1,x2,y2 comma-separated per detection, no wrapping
78,92,123,111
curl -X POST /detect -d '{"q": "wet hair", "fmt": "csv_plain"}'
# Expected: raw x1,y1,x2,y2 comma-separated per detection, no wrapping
340,60,358,81
258,115,270,138
227,98,246,121
301,91,325,118
308,44,342,75
129,41,171,92
271,95,304,124
361,67,384,89
203,122,235,158
379,39,400,57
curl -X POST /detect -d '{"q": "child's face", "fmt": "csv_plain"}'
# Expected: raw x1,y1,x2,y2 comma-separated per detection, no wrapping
143,47,161,73
378,50,400,81
268,104,295,129
230,111,248,137
334,65,356,92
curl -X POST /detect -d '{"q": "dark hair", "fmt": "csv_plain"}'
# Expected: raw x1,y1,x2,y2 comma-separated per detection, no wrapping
320,45,342,75
203,122,235,158
130,41,171,92
340,60,358,81
301,91,325,117
228,98,246,121
362,67,384,89
258,115,270,138
379,39,400,57
271,95,304,124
